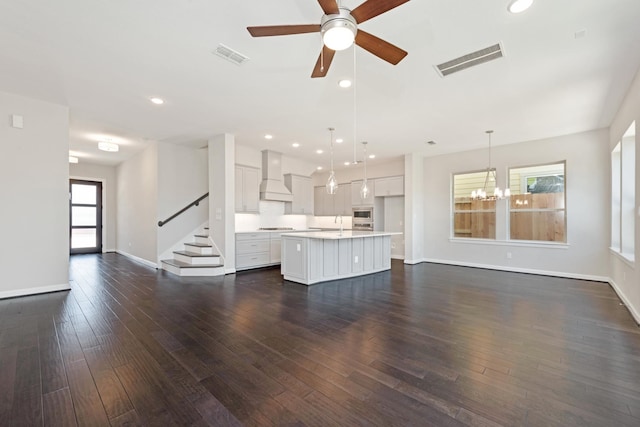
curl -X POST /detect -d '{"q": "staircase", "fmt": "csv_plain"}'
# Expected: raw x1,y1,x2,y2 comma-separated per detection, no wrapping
161,228,225,277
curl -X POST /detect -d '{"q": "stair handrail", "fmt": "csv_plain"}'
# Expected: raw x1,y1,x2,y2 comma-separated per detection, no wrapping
158,193,209,227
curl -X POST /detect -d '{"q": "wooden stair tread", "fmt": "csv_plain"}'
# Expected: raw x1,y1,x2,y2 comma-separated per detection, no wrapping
161,259,223,269
184,242,212,248
173,250,220,258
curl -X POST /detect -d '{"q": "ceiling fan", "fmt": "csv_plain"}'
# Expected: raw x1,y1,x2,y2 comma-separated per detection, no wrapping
247,0,410,78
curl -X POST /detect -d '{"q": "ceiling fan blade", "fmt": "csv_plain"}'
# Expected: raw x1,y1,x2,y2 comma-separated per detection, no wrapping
355,30,407,65
311,46,336,78
351,0,410,24
317,0,340,15
247,24,320,37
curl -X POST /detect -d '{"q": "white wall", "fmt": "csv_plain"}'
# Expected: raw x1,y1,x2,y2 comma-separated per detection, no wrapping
70,162,117,252
609,67,640,323
0,91,70,298
116,143,158,266
311,156,404,186
157,143,208,262
236,144,317,176
423,129,610,280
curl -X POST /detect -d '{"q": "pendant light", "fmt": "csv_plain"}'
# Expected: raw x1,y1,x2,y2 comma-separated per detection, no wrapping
360,141,369,199
471,130,511,200
326,127,338,194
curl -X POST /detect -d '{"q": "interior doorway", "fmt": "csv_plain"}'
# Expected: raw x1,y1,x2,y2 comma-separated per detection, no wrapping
70,179,103,254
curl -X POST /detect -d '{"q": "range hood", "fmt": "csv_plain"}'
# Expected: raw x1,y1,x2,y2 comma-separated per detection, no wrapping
259,150,293,202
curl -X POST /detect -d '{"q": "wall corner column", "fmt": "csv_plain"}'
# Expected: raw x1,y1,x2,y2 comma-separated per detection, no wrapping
208,134,236,273
404,153,425,264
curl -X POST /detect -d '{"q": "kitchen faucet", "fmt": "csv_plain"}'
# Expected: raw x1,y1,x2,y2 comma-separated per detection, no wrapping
335,215,343,235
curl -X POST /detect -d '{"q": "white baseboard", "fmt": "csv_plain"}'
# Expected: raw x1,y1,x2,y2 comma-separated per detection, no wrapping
404,258,428,265
116,250,158,269
411,258,609,283
609,278,640,325
0,283,71,300
225,267,237,275
391,255,405,260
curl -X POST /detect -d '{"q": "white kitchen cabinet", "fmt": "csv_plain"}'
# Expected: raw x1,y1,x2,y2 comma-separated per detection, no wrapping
339,183,352,216
284,174,313,215
235,165,260,213
351,179,375,206
236,232,270,269
314,186,327,216
270,234,282,263
314,184,350,216
374,176,404,197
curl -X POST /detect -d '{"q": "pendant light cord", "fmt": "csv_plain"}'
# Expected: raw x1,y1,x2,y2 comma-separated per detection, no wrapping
329,127,335,172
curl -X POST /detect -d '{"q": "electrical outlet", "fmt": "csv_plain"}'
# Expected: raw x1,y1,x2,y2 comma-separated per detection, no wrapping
506,252,512,259
354,255,359,263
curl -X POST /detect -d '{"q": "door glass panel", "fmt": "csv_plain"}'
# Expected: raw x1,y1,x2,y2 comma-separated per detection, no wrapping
72,206,97,226
71,228,97,249
71,184,97,204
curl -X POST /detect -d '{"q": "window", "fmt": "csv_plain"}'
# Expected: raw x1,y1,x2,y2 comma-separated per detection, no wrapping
508,162,566,242
612,121,636,261
452,171,496,239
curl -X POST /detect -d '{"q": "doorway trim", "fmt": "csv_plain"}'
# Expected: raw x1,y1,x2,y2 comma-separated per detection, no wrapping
70,179,103,254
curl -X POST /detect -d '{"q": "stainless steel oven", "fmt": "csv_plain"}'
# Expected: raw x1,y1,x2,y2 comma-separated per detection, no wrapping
352,207,373,230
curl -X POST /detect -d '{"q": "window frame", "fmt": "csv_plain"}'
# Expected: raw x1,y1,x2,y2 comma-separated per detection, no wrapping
611,121,636,263
507,161,567,244
451,169,497,240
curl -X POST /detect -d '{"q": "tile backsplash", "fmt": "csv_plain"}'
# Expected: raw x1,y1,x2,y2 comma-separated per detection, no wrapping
234,200,353,231
235,201,308,231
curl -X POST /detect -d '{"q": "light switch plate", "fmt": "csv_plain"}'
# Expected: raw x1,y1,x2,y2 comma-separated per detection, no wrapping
11,114,23,129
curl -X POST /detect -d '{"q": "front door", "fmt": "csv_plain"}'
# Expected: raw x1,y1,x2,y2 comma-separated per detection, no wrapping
69,179,102,254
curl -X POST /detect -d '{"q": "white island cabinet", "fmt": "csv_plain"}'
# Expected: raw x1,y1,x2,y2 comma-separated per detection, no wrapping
280,231,401,285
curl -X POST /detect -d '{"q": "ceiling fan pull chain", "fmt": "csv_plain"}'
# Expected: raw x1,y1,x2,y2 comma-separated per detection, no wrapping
353,45,357,164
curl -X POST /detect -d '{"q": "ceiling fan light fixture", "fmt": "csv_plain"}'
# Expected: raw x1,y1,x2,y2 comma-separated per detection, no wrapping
321,11,357,51
507,0,534,14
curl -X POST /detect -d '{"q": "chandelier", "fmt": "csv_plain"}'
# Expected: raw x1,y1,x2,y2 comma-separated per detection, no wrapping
471,130,510,200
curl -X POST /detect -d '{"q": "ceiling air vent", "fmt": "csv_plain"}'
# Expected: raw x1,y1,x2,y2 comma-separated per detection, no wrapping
435,43,504,77
214,43,250,65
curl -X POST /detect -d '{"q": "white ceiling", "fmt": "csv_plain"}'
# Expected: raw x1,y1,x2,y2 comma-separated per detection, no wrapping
1,0,639,168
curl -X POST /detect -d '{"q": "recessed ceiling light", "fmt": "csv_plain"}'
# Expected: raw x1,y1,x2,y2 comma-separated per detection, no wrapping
344,161,351,166
369,154,376,159
338,79,352,88
265,134,273,140
292,142,300,148
336,138,343,143
317,166,323,170
150,97,164,105
316,149,323,154
507,0,533,14
69,156,79,164
98,141,119,152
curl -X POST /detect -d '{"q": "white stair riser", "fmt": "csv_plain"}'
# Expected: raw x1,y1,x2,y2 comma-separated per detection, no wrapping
174,253,220,265
161,262,224,277
195,236,209,244
184,244,214,255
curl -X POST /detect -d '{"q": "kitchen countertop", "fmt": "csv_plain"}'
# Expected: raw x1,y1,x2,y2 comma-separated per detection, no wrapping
236,228,319,234
281,231,402,240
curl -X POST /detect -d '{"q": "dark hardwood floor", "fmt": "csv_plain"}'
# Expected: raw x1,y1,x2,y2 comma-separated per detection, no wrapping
1,254,640,426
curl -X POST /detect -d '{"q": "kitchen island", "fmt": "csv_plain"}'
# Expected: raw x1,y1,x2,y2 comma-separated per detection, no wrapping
280,231,401,285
